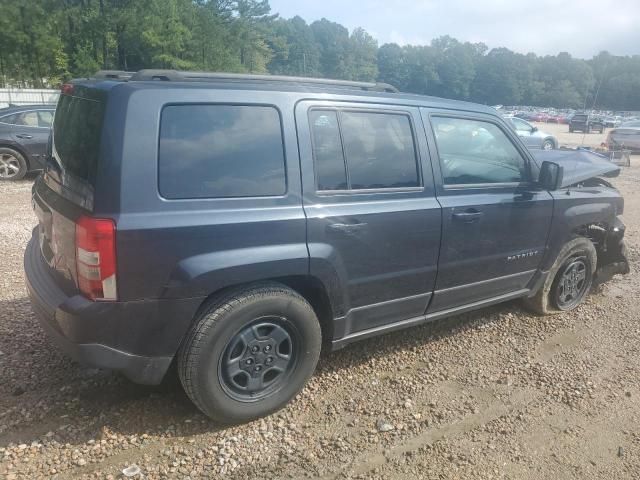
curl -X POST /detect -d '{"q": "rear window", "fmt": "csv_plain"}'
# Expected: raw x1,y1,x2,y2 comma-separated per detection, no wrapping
158,105,286,199
573,115,588,121
52,91,106,185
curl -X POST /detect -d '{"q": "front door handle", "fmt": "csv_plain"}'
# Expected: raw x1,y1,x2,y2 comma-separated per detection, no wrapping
326,222,368,234
452,210,483,223
15,134,33,139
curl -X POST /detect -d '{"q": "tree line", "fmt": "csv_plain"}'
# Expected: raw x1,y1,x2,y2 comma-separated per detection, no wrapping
1,0,639,110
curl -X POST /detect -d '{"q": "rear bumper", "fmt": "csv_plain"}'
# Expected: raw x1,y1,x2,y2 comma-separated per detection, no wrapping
24,235,202,385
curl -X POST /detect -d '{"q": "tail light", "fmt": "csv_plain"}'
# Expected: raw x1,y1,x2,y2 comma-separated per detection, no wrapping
75,215,117,301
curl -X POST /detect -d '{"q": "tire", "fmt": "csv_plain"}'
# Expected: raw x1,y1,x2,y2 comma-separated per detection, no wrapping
0,147,27,181
542,139,554,150
523,238,597,315
178,283,322,424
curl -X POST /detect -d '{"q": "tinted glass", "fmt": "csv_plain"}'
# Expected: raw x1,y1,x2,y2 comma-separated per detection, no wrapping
0,113,18,125
159,105,286,199
53,92,106,185
38,110,54,127
309,110,347,190
340,111,419,189
432,117,526,185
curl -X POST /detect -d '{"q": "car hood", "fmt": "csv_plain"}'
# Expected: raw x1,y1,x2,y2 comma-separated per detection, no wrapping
530,149,620,188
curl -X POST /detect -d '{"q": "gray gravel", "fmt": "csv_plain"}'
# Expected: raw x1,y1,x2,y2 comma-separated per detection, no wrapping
1,165,640,479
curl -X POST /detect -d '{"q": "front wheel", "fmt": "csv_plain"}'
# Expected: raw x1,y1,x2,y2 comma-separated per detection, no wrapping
542,139,555,150
523,238,597,315
178,283,322,424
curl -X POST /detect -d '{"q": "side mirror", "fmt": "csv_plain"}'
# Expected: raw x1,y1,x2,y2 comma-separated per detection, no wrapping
539,161,563,190
531,126,538,133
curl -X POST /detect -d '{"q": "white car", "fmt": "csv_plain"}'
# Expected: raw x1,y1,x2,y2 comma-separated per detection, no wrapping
504,115,558,150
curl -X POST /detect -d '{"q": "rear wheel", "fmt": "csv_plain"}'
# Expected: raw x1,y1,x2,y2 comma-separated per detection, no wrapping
178,283,322,424
523,238,597,315
0,148,27,181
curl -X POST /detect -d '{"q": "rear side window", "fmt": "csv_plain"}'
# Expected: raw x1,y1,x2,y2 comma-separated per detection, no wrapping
53,92,106,185
431,116,527,185
310,109,419,191
159,105,286,199
0,113,18,124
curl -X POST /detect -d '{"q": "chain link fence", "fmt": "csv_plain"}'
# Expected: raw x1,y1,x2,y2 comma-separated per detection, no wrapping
0,88,59,108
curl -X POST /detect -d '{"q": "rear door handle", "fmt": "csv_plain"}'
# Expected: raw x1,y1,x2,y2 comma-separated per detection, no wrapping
452,210,483,223
15,134,33,139
326,222,368,234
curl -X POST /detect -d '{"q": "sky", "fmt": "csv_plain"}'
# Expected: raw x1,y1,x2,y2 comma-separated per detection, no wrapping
267,0,640,58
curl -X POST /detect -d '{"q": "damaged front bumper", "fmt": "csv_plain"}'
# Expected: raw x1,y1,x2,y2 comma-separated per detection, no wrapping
594,218,630,285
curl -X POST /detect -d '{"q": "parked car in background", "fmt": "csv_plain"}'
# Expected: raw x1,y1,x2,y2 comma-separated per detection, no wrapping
569,113,604,133
0,104,55,180
606,126,640,153
506,116,557,150
604,116,623,128
530,112,548,122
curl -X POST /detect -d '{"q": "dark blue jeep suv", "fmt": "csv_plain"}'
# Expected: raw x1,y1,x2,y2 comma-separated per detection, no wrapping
25,70,629,423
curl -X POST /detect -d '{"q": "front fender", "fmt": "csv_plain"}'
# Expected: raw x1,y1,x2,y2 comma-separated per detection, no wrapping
542,191,619,272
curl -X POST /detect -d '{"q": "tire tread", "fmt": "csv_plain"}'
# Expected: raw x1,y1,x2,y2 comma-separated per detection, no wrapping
178,282,317,422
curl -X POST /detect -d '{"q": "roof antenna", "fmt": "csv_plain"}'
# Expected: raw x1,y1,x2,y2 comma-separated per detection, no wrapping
580,58,607,148
567,56,608,193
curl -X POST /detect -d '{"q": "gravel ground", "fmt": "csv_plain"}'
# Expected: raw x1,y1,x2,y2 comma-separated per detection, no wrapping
1,154,639,479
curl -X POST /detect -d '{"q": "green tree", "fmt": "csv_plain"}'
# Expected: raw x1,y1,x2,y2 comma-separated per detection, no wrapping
347,27,378,81
310,18,351,79
267,16,320,76
377,43,408,90
1,0,639,110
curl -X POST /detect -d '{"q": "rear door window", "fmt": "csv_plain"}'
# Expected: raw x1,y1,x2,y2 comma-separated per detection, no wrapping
159,105,286,199
310,109,420,191
309,110,347,190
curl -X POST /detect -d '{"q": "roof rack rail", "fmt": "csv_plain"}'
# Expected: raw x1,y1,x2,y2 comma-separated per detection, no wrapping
127,69,399,93
94,70,136,80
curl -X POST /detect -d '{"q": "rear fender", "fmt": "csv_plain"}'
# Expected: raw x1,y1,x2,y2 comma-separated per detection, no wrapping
163,244,309,299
